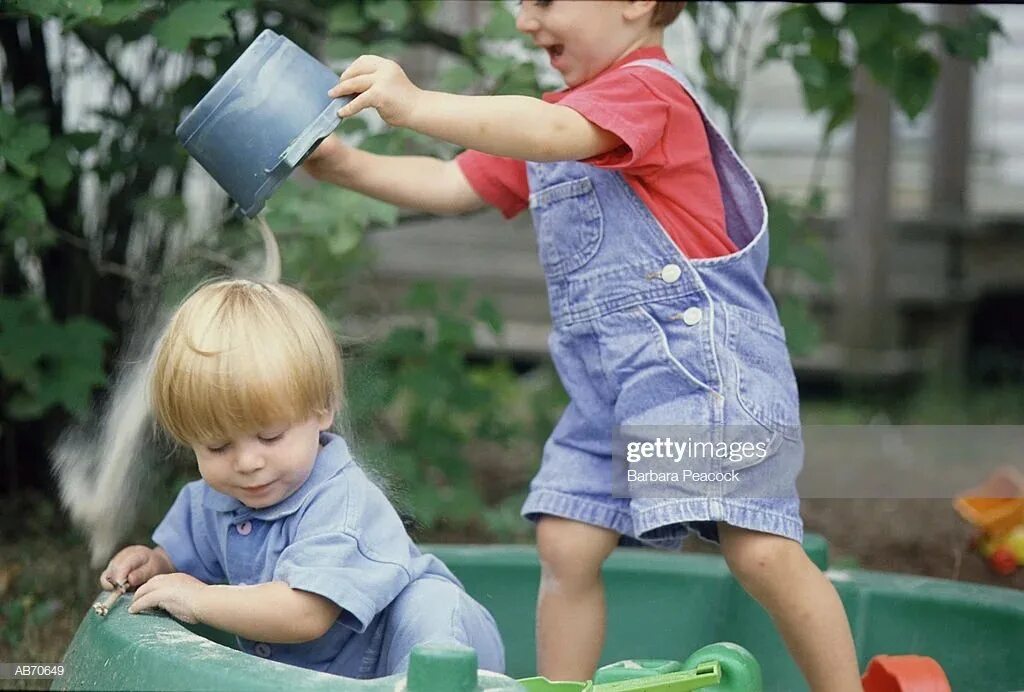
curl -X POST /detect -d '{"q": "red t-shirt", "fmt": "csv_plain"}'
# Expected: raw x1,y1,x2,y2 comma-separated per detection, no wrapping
456,46,734,259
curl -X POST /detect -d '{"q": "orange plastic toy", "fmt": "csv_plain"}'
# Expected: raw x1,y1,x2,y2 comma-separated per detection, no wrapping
953,466,1024,575
861,655,952,692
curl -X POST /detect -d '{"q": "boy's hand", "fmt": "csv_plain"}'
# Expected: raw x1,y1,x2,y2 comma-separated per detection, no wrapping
330,55,422,127
100,545,174,591
128,572,207,625
301,135,349,181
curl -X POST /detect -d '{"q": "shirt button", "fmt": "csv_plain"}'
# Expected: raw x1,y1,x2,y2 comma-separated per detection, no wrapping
254,642,272,658
682,307,703,326
236,520,252,536
661,264,682,284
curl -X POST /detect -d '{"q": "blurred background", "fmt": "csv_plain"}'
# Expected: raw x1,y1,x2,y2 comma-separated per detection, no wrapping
0,0,1021,678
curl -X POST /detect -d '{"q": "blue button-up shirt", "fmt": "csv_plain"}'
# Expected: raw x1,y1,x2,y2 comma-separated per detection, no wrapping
152,432,465,676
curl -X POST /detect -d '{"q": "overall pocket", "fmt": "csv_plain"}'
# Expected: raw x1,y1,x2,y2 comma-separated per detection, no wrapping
529,177,603,276
724,303,801,440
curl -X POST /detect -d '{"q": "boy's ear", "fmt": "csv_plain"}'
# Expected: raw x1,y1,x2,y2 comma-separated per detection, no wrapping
317,409,335,431
623,0,658,23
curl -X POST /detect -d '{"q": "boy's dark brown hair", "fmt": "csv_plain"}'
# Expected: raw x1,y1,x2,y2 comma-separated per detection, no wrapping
651,1,686,28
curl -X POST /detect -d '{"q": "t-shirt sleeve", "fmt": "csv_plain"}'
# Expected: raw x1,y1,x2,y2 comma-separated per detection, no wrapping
455,150,529,219
273,472,416,633
152,482,225,584
554,70,672,176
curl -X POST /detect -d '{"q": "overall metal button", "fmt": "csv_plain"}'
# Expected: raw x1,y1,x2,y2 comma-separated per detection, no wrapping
236,520,252,536
682,307,703,326
661,264,682,284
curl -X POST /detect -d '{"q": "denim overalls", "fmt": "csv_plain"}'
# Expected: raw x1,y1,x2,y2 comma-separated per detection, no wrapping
520,59,804,546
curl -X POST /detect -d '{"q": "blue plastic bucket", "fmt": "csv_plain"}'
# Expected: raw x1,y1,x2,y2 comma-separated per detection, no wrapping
176,29,350,217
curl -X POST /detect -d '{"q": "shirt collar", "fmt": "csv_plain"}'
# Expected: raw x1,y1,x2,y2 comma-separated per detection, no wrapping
542,46,670,103
201,431,352,520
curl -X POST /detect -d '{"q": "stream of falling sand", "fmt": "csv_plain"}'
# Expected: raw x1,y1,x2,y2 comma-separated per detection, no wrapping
52,215,281,567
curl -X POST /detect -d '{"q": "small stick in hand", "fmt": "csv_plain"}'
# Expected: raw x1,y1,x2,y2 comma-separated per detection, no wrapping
92,577,127,617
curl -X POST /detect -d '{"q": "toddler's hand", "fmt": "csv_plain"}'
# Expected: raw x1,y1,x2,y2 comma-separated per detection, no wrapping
100,545,173,591
128,572,207,624
330,55,422,127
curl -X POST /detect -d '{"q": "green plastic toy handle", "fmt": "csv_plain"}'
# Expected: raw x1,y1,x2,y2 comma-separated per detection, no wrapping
681,643,763,692
592,662,721,691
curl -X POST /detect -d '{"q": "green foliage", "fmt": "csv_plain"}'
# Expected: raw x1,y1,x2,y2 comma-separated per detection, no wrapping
0,297,111,419
688,3,1002,355
346,280,525,527
763,4,1003,127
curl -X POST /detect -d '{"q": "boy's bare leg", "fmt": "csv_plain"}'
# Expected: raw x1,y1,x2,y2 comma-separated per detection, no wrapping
535,516,620,681
718,523,862,692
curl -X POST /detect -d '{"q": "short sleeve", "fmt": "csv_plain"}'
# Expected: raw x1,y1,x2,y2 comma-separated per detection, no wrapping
152,482,225,584
552,70,672,176
273,476,415,633
455,150,529,219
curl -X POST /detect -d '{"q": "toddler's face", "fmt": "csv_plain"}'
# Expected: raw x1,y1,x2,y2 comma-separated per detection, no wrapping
190,412,333,509
516,0,656,87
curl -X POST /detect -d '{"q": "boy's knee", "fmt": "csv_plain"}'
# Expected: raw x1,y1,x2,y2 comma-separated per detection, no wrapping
382,578,504,675
536,516,617,585
719,525,805,586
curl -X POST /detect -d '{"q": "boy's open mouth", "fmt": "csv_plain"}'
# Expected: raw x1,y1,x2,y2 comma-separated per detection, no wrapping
546,45,564,59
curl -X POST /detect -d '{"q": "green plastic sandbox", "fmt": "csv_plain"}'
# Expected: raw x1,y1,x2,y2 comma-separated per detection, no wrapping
56,536,1024,691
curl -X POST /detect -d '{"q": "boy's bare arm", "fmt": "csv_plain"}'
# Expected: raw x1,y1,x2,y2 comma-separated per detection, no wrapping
303,136,485,216
194,581,342,644
331,55,623,163
130,573,341,643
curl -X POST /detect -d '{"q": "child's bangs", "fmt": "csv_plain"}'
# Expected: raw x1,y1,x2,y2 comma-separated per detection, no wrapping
171,338,313,444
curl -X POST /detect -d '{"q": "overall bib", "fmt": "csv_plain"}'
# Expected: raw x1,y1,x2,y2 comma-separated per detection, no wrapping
520,59,804,546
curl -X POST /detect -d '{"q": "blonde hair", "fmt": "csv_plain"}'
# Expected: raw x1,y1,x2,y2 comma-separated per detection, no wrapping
151,279,341,445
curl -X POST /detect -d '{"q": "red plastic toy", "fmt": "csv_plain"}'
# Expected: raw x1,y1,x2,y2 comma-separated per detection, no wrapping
861,655,951,692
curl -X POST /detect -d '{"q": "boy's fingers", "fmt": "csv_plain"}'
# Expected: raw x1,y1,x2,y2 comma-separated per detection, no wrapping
127,590,156,614
332,75,373,98
338,91,374,119
336,54,381,84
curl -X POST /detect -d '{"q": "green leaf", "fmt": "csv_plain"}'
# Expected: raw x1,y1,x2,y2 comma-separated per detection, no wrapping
328,3,368,33
328,37,366,60
438,63,479,93
97,0,148,23
152,1,234,52
482,5,519,40
775,6,810,45
63,131,102,152
777,296,821,357
327,224,361,256
792,54,829,91
480,55,511,80
892,50,938,119
474,298,503,335
39,142,74,191
0,122,50,178
17,193,47,225
842,5,891,49
0,111,17,140
404,282,439,311
365,0,411,31
0,172,32,210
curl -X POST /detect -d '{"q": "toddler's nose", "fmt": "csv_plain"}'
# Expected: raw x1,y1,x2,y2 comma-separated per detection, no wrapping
234,449,265,474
